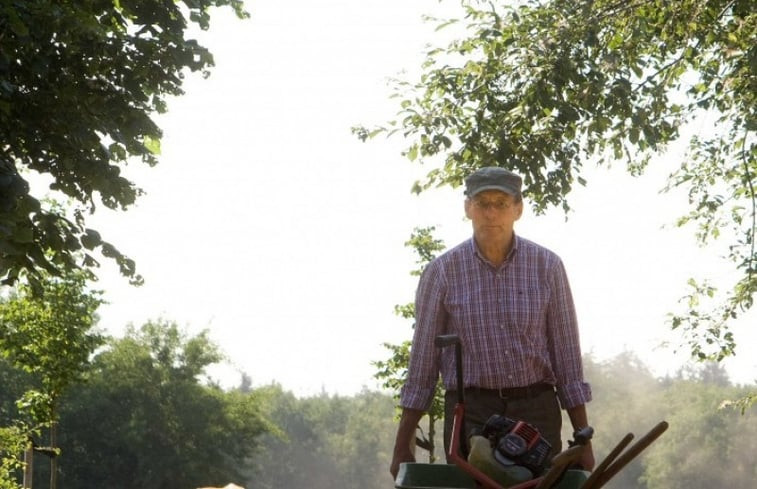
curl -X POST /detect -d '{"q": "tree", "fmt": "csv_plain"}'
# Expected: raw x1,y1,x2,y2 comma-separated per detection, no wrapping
642,379,757,489
56,319,269,489
373,227,447,461
580,352,667,488
355,0,755,372
0,355,32,489
0,269,104,489
249,385,397,489
246,384,322,489
0,424,26,489
327,389,398,488
0,0,248,291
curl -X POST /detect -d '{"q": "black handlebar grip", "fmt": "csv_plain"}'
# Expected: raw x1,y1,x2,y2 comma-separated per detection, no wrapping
434,334,460,348
435,334,464,402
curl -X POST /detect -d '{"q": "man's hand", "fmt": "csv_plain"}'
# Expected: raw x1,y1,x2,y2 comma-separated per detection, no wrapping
389,408,425,479
579,442,595,471
390,445,416,479
566,404,594,470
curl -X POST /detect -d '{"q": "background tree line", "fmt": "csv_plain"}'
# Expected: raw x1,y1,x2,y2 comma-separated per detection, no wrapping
1,285,755,488
246,355,757,489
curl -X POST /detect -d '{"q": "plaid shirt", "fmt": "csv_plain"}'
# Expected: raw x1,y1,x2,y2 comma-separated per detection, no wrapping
400,235,592,411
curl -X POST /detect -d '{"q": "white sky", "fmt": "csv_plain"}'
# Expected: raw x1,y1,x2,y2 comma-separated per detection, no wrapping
87,0,755,396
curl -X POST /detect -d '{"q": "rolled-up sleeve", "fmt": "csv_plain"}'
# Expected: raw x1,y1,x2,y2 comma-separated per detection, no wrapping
546,258,592,409
399,261,448,411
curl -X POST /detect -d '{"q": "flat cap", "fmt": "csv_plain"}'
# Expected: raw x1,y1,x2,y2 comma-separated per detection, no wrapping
464,167,522,197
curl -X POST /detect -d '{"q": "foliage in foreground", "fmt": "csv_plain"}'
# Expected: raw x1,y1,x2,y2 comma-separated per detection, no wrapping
0,0,248,291
0,269,104,489
0,425,26,489
0,270,103,423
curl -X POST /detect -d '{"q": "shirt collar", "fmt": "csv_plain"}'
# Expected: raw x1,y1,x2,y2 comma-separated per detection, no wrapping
468,233,520,264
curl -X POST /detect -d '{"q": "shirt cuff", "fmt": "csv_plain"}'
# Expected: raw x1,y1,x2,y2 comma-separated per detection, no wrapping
557,380,592,409
399,384,436,412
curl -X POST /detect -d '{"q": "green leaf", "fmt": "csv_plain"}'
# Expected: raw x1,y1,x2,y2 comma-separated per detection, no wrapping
0,0,247,288
80,229,102,250
407,145,419,162
7,12,30,37
143,135,162,155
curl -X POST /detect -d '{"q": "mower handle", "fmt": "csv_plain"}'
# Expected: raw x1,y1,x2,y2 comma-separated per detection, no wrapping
434,334,461,348
435,334,464,402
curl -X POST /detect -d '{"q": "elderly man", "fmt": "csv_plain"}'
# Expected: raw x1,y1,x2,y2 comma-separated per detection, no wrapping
390,166,595,478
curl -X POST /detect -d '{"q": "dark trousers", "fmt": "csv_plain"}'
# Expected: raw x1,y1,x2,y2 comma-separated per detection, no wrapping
443,387,562,462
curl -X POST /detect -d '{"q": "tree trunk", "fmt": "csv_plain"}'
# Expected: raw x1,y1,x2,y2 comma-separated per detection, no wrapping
427,414,437,463
49,414,58,489
23,441,33,489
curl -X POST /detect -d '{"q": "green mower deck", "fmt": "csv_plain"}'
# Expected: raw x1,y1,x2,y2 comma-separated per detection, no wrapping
395,463,590,489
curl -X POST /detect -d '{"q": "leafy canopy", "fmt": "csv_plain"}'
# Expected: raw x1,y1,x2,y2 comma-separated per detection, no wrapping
0,269,104,488
0,269,104,422
22,319,269,488
356,0,756,363
0,0,248,291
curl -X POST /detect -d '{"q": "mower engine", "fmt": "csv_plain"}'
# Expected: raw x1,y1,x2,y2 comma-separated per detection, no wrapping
479,414,552,477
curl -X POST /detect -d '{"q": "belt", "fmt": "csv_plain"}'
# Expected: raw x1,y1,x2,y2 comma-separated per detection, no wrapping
456,383,554,400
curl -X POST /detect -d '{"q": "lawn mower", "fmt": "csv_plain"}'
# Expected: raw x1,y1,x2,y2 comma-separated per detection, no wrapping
394,334,668,489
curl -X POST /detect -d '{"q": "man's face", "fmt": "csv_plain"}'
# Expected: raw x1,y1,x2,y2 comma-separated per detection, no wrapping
464,190,523,242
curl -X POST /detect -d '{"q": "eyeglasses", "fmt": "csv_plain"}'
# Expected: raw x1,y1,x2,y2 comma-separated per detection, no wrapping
472,198,513,211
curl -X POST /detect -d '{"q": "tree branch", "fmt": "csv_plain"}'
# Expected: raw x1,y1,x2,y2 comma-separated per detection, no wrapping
741,127,756,280
585,0,656,26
